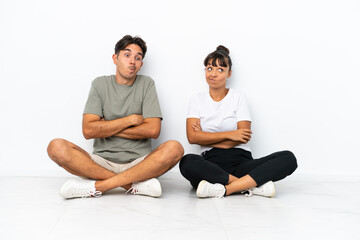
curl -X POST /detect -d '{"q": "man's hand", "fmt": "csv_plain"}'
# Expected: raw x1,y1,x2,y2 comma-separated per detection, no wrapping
129,114,144,126
115,117,161,139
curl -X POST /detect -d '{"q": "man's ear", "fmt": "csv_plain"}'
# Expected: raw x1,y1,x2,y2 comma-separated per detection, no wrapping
112,54,118,64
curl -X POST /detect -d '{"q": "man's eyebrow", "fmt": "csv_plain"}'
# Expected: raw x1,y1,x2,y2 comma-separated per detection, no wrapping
124,48,143,57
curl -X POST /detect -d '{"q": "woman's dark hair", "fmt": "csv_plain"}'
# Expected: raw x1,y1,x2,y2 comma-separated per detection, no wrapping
114,35,147,59
203,45,232,70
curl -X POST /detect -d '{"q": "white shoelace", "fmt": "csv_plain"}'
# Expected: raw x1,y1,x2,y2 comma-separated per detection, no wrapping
71,186,102,198
125,184,150,195
77,190,102,199
91,191,102,198
125,187,136,195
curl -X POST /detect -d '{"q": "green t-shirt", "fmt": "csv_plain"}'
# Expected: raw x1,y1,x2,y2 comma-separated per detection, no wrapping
83,75,162,163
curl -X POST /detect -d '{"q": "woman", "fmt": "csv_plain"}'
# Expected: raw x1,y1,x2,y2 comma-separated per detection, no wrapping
179,45,297,198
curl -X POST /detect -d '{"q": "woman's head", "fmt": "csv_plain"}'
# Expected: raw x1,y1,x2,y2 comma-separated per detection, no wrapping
204,45,232,90
203,45,232,71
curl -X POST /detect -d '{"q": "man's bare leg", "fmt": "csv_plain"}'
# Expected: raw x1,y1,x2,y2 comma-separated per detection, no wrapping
47,138,116,180
95,140,184,193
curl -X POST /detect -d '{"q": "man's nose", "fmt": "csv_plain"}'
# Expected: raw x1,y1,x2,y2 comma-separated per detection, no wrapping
129,57,136,65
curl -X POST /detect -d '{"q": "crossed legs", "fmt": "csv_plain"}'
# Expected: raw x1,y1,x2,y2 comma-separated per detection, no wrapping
179,150,297,197
95,140,183,192
47,138,184,193
179,154,256,196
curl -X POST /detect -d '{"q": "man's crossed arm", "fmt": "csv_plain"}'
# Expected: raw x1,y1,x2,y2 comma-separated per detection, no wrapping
82,113,161,140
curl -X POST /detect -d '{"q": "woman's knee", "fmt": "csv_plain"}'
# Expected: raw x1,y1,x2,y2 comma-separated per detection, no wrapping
179,154,202,174
179,155,202,188
281,150,298,173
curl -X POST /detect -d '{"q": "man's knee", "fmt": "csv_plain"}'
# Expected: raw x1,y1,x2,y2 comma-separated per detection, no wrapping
47,138,69,164
160,140,184,163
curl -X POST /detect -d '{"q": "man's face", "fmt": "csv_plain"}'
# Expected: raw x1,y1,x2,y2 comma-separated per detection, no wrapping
112,44,144,82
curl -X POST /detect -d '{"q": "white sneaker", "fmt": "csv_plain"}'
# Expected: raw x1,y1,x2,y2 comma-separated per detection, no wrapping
196,180,226,198
59,179,102,199
245,181,276,197
128,178,162,197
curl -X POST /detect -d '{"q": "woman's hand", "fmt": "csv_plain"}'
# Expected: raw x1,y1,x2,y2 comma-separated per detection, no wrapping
192,120,202,132
228,129,252,143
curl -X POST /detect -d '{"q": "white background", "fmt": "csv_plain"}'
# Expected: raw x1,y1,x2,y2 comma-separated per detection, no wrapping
0,0,359,177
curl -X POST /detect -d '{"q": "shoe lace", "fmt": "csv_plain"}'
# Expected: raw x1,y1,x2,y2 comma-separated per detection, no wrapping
78,190,102,199
125,183,150,195
241,189,254,197
90,191,102,198
125,187,136,195
72,185,102,198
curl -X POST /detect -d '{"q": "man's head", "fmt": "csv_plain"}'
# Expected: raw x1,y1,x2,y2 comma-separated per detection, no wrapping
114,35,147,59
112,35,147,84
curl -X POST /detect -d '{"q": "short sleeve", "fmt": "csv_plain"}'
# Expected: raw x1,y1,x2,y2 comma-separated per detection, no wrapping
187,93,201,119
236,92,251,122
83,82,103,117
142,80,162,119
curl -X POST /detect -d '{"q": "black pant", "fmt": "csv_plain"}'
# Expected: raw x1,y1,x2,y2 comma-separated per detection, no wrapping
179,148,297,188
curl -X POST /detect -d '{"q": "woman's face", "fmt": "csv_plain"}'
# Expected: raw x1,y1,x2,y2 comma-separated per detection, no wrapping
205,59,232,89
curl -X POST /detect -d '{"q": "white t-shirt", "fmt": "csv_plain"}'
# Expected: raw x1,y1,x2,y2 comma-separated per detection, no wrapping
187,89,252,153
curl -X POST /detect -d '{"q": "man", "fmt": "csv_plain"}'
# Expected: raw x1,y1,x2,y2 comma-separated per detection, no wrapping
47,35,184,199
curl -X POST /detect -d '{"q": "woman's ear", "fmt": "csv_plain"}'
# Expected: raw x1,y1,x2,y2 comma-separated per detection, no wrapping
227,70,232,78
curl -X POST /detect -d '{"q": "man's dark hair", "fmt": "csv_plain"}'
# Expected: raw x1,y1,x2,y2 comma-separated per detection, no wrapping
114,35,147,59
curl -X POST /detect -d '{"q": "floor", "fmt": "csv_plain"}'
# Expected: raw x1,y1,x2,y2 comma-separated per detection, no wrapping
1,171,359,240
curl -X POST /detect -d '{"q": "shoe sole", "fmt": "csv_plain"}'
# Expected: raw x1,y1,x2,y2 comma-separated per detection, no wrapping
196,180,207,198
59,179,74,199
150,179,162,197
269,181,276,197
264,181,276,198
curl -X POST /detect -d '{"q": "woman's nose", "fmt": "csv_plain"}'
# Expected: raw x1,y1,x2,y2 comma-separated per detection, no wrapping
210,69,217,77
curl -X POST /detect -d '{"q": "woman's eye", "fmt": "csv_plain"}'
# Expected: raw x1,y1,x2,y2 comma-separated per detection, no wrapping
207,67,212,71
218,68,223,72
